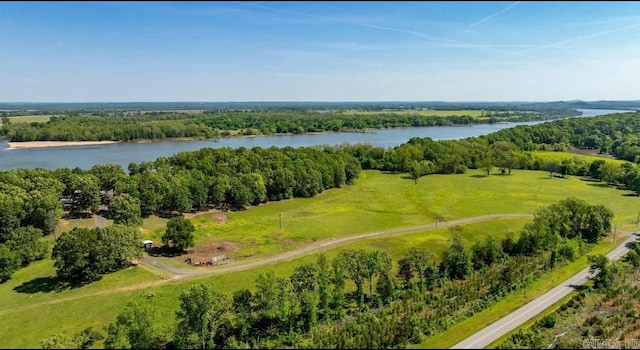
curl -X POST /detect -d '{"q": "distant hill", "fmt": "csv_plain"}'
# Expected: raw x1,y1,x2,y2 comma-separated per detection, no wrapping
0,100,638,112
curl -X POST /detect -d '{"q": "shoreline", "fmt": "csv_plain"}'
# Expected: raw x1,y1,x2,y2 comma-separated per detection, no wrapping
7,140,119,149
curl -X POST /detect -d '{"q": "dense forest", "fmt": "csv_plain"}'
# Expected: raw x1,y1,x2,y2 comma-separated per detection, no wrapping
0,107,581,142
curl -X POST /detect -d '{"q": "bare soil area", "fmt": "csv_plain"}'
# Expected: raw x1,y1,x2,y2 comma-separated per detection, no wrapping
174,241,241,266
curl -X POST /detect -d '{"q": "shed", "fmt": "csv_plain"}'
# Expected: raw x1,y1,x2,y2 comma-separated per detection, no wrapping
142,240,153,250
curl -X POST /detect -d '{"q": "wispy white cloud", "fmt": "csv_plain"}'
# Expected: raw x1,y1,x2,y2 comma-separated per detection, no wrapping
482,21,640,64
466,1,521,30
232,1,571,67
565,15,640,27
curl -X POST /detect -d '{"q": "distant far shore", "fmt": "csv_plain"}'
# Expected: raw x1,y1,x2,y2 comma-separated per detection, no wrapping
7,140,119,149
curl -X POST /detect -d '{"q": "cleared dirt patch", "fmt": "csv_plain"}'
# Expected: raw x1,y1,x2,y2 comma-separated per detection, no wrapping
209,213,229,224
174,242,241,266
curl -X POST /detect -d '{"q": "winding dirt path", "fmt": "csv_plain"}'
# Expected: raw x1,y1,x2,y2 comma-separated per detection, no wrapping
0,214,531,317
141,213,533,276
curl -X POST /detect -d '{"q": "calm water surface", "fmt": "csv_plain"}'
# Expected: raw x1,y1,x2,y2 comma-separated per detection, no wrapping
0,109,631,171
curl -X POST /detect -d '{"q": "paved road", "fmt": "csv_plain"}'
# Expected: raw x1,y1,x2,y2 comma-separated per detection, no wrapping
451,232,639,349
141,213,533,277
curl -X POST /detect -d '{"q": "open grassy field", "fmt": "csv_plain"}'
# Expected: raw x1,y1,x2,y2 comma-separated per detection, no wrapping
3,167,638,347
142,168,640,268
531,150,624,165
339,109,486,117
2,115,51,124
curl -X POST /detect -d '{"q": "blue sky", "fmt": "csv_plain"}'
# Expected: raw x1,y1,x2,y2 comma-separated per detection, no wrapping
2,1,640,102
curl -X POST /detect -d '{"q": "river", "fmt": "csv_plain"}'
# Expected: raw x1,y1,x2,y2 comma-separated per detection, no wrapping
0,108,631,171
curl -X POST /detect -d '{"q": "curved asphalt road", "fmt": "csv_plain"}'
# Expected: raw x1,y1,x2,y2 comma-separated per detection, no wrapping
451,232,639,349
141,213,533,277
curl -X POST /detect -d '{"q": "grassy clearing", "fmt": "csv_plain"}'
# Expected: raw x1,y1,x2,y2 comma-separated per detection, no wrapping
339,109,485,117
139,169,640,265
3,115,51,124
531,150,624,165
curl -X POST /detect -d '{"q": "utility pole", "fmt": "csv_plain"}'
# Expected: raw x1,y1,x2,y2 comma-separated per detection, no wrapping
613,223,617,242
279,213,282,231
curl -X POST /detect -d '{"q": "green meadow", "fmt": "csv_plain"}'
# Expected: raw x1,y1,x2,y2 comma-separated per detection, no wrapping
1,165,639,348
143,168,640,266
3,115,52,124
339,109,486,117
531,150,624,165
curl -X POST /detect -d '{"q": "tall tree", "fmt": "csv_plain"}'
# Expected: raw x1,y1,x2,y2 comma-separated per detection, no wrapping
5,226,48,266
104,300,168,349
109,193,143,226
331,256,347,321
68,174,101,214
161,216,195,252
88,163,127,191
174,283,231,349
0,244,20,283
336,249,367,308
52,228,98,283
401,247,437,291
316,253,332,320
439,229,473,280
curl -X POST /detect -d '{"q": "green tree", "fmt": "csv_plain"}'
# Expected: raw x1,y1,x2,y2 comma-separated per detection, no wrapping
52,226,139,284
331,256,346,321
290,263,318,296
362,250,391,302
409,160,435,183
104,300,168,349
161,216,195,252
69,174,101,214
300,290,318,332
95,224,142,273
41,334,76,349
5,226,48,266
232,289,253,343
405,247,437,291
478,156,493,176
109,193,143,226
52,228,97,283
0,189,27,242
41,327,103,350
336,249,367,308
162,174,192,213
0,244,20,283
88,163,127,191
588,254,618,289
600,161,622,185
471,236,503,269
439,229,473,280
174,283,231,349
316,253,332,320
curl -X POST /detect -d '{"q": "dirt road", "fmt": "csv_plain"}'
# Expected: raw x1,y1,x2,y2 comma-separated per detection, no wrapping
0,213,530,317
141,213,533,276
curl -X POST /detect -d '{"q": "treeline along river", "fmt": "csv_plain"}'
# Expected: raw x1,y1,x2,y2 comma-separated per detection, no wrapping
0,109,629,171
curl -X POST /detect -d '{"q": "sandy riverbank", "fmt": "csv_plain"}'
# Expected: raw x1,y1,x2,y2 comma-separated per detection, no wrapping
7,140,119,149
